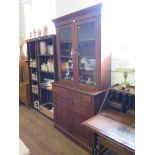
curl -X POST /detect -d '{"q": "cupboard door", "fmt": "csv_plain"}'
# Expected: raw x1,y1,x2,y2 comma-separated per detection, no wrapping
58,25,75,81
72,93,92,146
76,19,97,87
53,90,72,133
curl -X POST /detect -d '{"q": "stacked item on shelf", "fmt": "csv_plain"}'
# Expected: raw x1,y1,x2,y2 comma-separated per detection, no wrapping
40,78,54,90
41,59,54,72
40,42,54,55
32,85,38,94
40,42,47,55
33,100,39,109
30,59,37,68
31,72,38,81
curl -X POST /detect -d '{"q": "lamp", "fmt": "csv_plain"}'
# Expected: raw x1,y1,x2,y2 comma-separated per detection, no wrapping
116,67,135,90
115,47,135,90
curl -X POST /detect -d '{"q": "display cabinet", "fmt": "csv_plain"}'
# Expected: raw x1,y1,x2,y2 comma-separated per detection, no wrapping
53,3,111,91
52,3,111,153
27,35,58,119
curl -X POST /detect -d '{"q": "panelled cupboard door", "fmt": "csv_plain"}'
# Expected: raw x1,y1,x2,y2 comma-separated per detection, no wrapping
53,92,72,133
71,93,92,146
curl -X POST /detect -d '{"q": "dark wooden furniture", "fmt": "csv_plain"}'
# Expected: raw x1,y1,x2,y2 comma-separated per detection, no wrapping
53,3,111,91
82,85,135,155
52,3,111,153
26,35,58,119
53,83,106,151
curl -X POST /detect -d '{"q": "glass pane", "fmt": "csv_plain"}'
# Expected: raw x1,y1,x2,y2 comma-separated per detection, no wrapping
59,26,73,81
77,21,96,86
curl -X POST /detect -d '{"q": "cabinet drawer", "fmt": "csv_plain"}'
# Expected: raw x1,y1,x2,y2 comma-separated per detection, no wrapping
53,85,68,95
72,91,91,103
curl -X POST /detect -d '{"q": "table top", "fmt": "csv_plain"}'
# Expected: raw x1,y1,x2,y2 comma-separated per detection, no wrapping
82,111,135,151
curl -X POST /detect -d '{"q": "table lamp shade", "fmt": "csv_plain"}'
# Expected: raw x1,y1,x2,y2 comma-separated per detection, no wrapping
115,47,135,89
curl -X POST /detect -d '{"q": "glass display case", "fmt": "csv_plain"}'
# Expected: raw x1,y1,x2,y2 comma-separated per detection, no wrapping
53,3,111,91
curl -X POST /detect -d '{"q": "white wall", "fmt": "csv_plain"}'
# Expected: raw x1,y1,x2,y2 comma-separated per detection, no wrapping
55,0,102,18
19,1,26,40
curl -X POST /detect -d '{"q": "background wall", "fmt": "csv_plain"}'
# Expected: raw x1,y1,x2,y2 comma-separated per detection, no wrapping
55,0,102,18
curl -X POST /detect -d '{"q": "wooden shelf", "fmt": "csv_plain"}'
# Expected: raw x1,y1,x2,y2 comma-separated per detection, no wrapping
31,79,38,82
31,92,38,95
79,70,95,75
37,54,53,57
60,41,72,44
40,84,52,91
79,55,96,59
109,101,122,110
61,56,72,58
29,66,37,69
38,70,54,74
78,38,95,42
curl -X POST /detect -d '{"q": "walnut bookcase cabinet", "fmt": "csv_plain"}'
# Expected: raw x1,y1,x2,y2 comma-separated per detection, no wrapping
52,3,111,153
26,35,58,119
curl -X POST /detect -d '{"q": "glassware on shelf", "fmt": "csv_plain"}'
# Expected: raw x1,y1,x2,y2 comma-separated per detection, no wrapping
79,57,94,71
47,45,54,55
41,63,48,72
33,29,36,38
64,71,71,80
32,85,38,94
61,62,69,71
30,32,32,39
33,100,39,109
40,42,47,55
30,59,37,68
47,59,54,72
43,25,48,36
38,28,42,37
85,76,94,85
41,59,54,72
32,72,38,81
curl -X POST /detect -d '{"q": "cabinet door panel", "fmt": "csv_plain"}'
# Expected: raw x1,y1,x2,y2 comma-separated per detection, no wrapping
76,19,97,86
72,98,92,146
53,92,72,133
58,25,74,81
72,91,91,103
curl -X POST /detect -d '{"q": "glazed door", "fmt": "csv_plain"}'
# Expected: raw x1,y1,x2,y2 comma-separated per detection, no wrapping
75,18,99,89
57,24,75,82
